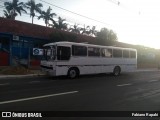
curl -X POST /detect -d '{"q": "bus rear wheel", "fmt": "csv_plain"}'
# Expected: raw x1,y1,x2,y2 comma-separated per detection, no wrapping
113,66,121,76
68,68,79,79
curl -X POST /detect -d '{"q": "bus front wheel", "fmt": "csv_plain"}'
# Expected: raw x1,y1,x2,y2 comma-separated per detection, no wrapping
113,66,121,76
68,68,79,79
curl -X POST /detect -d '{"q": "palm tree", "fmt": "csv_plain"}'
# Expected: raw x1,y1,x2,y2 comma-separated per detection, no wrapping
80,24,90,35
90,26,97,36
38,6,56,27
4,0,27,20
25,0,43,24
3,9,14,19
51,17,68,30
69,24,81,34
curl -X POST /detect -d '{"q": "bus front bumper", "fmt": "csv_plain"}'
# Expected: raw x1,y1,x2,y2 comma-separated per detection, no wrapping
41,66,56,76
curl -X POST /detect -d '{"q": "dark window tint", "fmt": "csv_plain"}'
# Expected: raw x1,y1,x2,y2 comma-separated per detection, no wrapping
130,51,136,58
101,48,112,57
123,50,130,58
24,41,29,48
113,49,122,58
72,45,87,56
12,41,20,47
57,46,70,60
88,47,100,57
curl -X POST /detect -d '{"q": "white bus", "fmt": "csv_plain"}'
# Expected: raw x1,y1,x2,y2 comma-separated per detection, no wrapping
41,41,137,78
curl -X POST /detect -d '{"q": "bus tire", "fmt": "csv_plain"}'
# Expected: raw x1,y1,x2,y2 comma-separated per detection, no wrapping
68,67,79,79
113,66,121,76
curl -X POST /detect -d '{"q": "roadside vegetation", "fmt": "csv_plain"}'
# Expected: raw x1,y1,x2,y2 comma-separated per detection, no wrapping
0,66,33,75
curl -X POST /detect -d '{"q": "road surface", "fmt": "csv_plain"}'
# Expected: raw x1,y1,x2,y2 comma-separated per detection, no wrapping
0,71,160,119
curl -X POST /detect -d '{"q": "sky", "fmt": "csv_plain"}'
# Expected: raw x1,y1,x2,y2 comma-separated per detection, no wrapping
1,0,160,49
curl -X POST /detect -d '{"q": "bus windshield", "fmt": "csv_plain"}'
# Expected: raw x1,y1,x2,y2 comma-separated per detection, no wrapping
44,46,56,61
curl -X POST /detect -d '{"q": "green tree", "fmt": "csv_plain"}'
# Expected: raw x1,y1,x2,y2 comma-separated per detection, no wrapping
49,30,77,42
96,28,117,45
109,30,118,41
51,17,68,30
25,0,43,24
38,6,56,27
4,0,27,20
69,24,81,34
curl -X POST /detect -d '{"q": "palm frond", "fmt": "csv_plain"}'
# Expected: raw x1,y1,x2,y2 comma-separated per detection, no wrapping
38,6,57,27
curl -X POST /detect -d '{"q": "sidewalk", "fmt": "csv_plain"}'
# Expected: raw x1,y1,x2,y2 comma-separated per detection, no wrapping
0,68,159,79
135,68,159,72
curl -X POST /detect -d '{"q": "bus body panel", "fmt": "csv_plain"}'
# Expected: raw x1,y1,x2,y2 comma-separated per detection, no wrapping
41,60,56,76
41,42,137,77
52,57,137,76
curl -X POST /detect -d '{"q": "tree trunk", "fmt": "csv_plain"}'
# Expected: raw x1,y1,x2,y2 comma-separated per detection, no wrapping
32,16,34,24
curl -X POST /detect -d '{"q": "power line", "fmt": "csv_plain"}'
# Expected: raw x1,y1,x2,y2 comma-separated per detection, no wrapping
39,0,111,26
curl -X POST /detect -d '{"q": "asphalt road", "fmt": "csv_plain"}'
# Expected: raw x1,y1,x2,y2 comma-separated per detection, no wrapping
0,71,160,119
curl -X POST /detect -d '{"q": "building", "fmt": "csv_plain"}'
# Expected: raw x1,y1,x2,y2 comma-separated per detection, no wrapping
0,17,96,67
0,17,55,66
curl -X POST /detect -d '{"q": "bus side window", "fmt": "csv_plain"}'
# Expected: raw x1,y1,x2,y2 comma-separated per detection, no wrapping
57,46,71,60
88,47,100,57
123,50,130,58
101,48,112,57
72,45,87,56
130,51,136,58
113,49,122,58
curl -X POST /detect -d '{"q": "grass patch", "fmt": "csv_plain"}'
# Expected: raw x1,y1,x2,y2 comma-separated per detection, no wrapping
0,66,34,75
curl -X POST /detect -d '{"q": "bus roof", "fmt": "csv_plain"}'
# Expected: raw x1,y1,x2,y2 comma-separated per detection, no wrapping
44,41,137,51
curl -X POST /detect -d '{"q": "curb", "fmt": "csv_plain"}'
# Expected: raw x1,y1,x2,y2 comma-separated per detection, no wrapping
0,74,46,79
